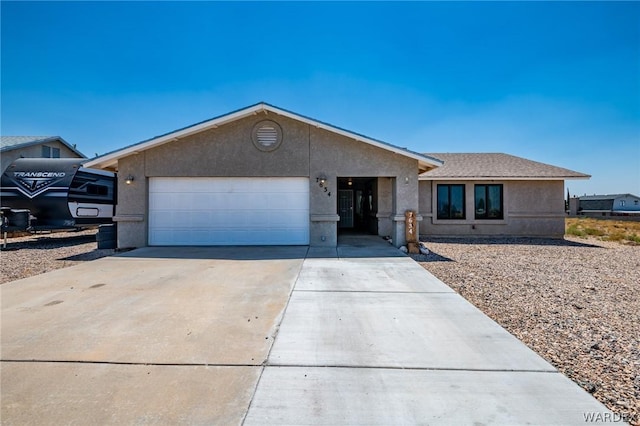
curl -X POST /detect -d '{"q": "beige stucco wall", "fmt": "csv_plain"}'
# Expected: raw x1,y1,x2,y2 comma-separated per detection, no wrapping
113,113,421,248
113,153,148,248
419,180,566,238
1,141,83,173
308,127,420,246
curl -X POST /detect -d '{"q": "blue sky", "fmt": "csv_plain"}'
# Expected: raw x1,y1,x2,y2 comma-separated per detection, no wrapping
2,1,638,196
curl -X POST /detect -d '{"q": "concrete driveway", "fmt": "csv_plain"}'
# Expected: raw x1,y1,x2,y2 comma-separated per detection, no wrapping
1,238,612,424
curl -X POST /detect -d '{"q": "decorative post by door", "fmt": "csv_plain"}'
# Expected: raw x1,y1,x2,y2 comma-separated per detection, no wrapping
405,210,420,253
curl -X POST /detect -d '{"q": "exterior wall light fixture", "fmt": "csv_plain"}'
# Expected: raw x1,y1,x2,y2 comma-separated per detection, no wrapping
125,175,135,185
317,174,327,188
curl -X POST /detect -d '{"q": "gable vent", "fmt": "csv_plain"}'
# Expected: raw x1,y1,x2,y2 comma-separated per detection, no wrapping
256,125,278,147
252,120,283,152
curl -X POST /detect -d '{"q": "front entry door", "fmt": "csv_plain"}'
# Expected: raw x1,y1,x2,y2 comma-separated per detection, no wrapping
338,189,354,228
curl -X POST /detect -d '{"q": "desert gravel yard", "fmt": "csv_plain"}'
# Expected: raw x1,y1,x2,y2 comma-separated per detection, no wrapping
0,229,114,284
417,236,639,424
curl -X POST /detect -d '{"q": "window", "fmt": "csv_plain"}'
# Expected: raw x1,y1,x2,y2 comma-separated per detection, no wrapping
41,145,60,158
437,184,465,219
475,184,503,219
620,200,626,207
86,184,108,196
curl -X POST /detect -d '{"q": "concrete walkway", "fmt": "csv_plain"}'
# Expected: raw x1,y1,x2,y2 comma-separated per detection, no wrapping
245,236,613,425
1,237,612,424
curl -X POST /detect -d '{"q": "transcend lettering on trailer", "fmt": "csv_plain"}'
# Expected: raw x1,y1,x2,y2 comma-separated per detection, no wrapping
13,171,66,178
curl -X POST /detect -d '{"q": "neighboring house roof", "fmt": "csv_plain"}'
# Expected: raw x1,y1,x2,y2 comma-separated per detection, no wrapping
0,136,86,158
419,153,590,180
578,194,638,201
84,102,443,171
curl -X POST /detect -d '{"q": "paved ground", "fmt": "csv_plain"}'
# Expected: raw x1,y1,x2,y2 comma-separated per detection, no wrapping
1,237,612,424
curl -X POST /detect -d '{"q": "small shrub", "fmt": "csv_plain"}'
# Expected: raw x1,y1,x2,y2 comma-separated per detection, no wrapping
606,232,625,242
566,224,586,237
584,227,605,236
625,234,640,244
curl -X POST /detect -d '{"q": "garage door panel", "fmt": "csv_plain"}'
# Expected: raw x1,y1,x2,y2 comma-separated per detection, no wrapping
149,177,309,246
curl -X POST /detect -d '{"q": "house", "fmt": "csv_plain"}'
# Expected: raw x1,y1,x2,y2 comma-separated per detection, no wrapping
570,194,640,217
85,103,589,249
418,153,590,238
85,103,442,248
1,136,86,173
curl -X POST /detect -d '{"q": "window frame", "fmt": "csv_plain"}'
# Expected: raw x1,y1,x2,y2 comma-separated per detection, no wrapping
474,184,504,220
436,184,466,220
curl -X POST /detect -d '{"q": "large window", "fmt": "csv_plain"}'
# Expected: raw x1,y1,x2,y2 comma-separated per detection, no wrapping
475,184,503,219
437,184,465,220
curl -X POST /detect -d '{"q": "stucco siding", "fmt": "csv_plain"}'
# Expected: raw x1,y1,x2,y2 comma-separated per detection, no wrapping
112,153,148,248
144,115,310,178
419,180,566,238
309,127,420,246
112,113,421,248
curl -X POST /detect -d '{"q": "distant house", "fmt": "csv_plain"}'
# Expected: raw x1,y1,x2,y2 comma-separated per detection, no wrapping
570,194,640,217
1,136,85,173
419,153,590,238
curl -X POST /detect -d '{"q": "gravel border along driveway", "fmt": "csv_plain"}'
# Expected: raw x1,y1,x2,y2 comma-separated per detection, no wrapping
0,229,114,284
1,231,637,423
415,237,639,425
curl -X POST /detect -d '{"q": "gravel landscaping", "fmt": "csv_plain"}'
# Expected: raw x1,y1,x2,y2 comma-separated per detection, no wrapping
415,236,639,424
0,229,114,284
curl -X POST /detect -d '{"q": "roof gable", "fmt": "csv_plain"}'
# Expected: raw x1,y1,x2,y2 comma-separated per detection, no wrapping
0,136,85,158
85,102,442,170
419,153,590,180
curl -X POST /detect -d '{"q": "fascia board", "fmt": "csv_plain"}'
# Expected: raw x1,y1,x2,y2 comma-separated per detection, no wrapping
419,176,591,181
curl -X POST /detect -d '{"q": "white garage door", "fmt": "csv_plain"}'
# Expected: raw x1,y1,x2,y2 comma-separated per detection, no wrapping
148,177,309,246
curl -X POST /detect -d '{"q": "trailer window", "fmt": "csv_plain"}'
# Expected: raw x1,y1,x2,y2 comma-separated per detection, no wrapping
87,184,108,196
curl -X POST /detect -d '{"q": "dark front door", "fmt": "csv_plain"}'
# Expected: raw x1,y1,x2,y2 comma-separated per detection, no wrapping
338,189,354,228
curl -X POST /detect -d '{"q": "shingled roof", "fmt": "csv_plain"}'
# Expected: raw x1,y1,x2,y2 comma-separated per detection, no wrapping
419,153,590,180
0,136,85,158
578,194,636,201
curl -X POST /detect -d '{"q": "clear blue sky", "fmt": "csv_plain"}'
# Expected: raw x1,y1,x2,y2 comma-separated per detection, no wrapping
2,1,638,196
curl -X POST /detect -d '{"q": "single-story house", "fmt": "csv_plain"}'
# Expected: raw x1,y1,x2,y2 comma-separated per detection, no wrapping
1,136,86,173
419,153,590,237
85,103,589,249
569,193,640,217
